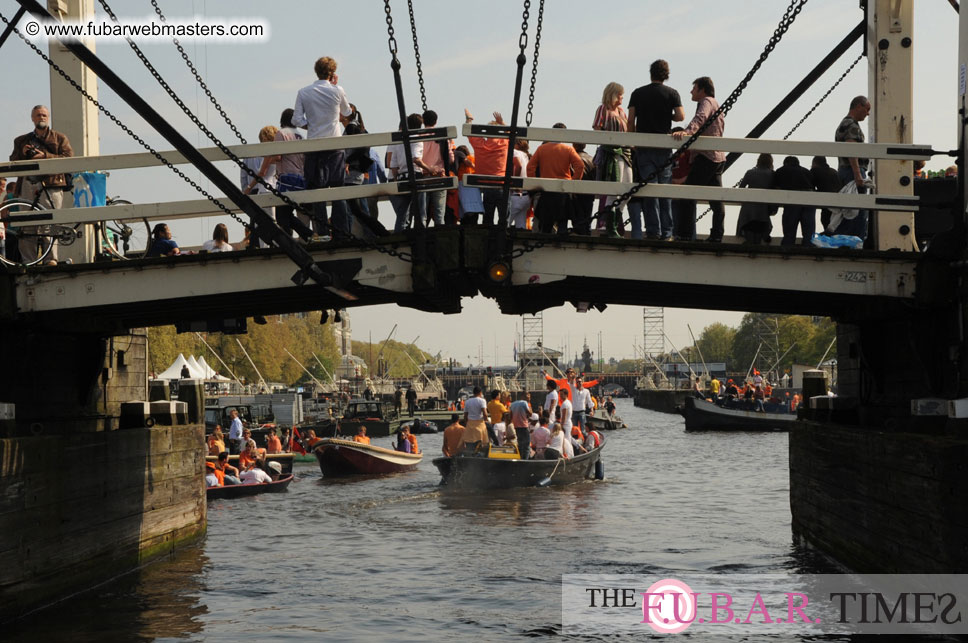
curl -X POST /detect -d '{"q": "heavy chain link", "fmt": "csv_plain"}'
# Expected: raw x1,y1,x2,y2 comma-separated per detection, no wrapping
99,0,413,262
524,0,544,126
407,0,427,113
0,10,238,223
149,0,247,144
693,47,860,223
384,0,398,56
519,0,531,52
597,0,809,229
783,52,863,140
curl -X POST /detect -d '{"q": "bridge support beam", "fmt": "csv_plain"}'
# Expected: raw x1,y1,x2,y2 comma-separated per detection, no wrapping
869,0,917,251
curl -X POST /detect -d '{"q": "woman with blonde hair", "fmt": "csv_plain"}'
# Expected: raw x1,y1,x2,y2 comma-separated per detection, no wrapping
202,223,233,252
592,82,632,237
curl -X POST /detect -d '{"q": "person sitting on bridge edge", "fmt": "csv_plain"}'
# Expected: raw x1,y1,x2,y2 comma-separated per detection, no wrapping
202,223,233,253
293,56,353,240
673,77,726,243
146,223,180,258
353,425,370,445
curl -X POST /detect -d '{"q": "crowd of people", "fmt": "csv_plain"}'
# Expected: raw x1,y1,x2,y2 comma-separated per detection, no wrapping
7,56,896,260
697,370,804,414
442,367,606,461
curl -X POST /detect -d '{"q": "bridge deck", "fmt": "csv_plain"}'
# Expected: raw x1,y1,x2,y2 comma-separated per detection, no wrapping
4,229,920,332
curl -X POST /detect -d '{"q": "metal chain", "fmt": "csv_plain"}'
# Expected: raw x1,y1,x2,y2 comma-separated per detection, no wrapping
149,0,247,144
693,48,861,223
0,10,238,223
524,0,544,126
407,0,427,113
783,52,863,140
385,0,398,56
594,0,809,230
98,0,412,262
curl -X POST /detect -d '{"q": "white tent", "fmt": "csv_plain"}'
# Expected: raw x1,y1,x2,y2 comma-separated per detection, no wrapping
156,353,205,380
197,355,232,381
186,355,204,377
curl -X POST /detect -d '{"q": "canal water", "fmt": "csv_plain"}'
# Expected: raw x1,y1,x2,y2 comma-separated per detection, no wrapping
10,400,848,642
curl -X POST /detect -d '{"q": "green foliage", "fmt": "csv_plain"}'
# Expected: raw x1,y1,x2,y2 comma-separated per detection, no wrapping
147,313,341,386
352,339,435,378
696,322,736,365
713,313,836,377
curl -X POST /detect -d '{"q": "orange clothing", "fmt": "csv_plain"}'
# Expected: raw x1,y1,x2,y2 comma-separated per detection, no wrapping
527,143,584,180
239,451,256,470
306,437,322,448
468,137,508,176
405,433,419,454
208,438,225,456
353,435,371,445
486,399,508,426
213,468,225,486
442,422,465,457
266,435,282,454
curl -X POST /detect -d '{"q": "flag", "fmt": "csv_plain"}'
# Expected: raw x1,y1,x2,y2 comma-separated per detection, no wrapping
291,426,307,455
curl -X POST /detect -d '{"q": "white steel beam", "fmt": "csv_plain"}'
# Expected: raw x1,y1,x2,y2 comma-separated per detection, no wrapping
466,175,919,212
870,0,917,251
462,124,934,160
16,244,414,313
508,239,916,300
10,177,458,225
0,126,457,177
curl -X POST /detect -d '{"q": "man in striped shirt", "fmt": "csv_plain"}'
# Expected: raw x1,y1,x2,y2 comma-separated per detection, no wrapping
672,77,726,242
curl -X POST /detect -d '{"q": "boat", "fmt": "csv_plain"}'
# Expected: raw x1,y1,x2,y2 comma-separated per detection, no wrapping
206,474,294,500
585,412,627,431
397,418,439,434
432,438,606,490
313,438,422,477
205,452,295,474
333,399,394,437
679,396,796,431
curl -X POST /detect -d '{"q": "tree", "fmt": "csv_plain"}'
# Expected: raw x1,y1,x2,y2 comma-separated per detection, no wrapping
696,322,736,367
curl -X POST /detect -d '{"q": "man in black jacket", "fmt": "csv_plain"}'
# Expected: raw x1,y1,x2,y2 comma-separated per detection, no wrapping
772,156,815,246
810,156,842,233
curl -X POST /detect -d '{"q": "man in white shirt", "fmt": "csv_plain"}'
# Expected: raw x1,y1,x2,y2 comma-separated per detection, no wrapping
560,391,574,437
292,56,353,239
227,409,244,454
461,387,490,451
386,113,433,232
239,464,272,484
543,380,559,423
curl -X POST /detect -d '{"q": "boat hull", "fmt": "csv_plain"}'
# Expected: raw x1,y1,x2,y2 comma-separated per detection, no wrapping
205,452,294,474
586,414,626,431
207,474,293,500
680,396,796,431
433,439,605,490
313,438,422,476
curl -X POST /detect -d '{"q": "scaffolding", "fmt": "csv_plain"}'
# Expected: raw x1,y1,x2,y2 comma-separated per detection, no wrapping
517,312,546,390
642,307,665,357
755,315,783,382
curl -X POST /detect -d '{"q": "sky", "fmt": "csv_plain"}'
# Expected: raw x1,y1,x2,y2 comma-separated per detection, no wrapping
0,0,960,366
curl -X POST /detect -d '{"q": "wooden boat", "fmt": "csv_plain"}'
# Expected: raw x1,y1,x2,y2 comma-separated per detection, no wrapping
313,438,422,477
679,396,796,431
205,452,294,474
397,418,439,434
206,473,294,500
585,412,627,431
433,438,606,490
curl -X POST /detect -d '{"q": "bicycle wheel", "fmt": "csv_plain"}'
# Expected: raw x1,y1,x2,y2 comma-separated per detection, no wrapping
0,199,54,267
100,199,150,258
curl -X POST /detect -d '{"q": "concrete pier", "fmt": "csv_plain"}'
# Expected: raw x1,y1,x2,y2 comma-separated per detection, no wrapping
0,423,206,622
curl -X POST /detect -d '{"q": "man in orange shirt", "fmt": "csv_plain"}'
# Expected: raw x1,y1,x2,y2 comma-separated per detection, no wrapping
352,426,371,445
527,123,585,234
466,108,509,225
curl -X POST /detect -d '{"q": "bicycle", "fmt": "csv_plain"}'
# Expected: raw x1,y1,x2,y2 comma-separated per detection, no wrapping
0,185,150,267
